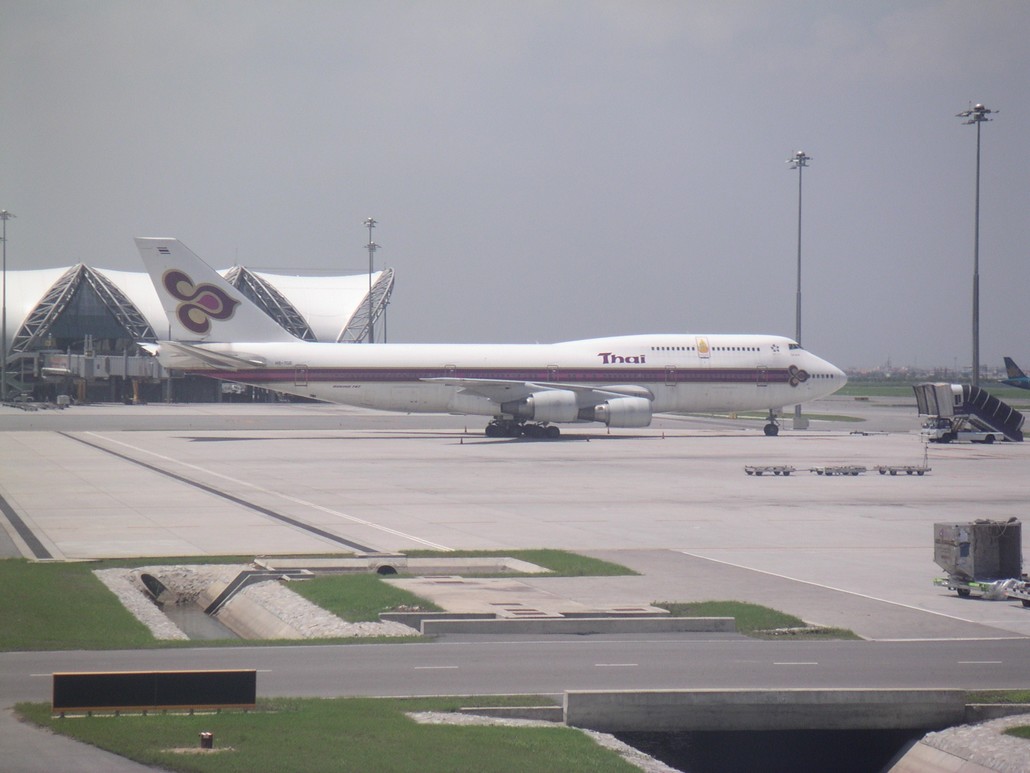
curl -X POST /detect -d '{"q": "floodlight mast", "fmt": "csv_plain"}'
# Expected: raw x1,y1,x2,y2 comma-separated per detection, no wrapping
956,104,995,387
787,151,810,429
0,210,14,400
364,217,379,343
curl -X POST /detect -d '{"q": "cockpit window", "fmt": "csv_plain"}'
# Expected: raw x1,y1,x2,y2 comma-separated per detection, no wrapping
788,343,802,350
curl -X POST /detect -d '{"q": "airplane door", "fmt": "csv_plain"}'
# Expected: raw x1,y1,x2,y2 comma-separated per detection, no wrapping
294,367,308,387
665,366,678,386
548,365,559,382
756,366,768,387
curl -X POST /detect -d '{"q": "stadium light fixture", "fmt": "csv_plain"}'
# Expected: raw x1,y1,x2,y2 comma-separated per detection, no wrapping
956,104,995,387
787,151,810,429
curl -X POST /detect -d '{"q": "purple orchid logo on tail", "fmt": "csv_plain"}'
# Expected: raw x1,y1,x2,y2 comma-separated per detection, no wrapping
162,269,240,335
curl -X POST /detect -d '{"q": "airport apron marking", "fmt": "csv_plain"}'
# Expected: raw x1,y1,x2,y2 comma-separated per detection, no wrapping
62,432,385,553
0,490,52,559
69,432,451,551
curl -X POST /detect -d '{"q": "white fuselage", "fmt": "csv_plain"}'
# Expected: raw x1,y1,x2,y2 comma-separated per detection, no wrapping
155,333,846,419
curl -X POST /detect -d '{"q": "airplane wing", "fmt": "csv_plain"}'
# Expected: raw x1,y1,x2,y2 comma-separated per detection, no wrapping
145,341,268,370
421,377,653,407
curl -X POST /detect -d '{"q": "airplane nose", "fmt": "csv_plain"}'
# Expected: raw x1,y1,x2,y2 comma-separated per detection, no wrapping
808,355,847,392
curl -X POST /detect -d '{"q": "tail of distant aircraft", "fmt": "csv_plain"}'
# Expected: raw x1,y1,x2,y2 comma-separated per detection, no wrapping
136,237,297,343
1004,357,1027,380
1001,357,1030,390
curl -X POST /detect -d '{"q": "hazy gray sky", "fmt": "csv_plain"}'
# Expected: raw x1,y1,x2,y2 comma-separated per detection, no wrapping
3,1,1028,370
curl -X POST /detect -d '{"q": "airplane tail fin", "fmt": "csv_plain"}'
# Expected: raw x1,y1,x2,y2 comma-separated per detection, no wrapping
135,237,299,343
1004,357,1027,380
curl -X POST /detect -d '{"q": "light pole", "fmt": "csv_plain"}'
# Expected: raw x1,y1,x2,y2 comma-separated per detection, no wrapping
363,217,379,343
787,151,810,429
0,210,14,400
956,104,995,387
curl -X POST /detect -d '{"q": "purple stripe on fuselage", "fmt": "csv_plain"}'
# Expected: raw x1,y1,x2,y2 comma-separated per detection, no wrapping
199,367,796,385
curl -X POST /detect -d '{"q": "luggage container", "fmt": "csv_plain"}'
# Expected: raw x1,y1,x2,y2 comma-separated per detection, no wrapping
933,519,1022,598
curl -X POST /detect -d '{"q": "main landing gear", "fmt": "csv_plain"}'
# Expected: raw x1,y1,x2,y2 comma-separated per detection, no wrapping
485,419,561,439
763,410,780,437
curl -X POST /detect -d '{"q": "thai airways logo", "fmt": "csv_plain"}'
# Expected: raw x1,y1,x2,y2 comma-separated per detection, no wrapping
598,352,646,364
162,269,240,335
788,365,810,387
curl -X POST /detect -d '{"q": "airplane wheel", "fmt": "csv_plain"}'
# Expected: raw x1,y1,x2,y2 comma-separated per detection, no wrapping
764,423,779,437
545,425,560,439
485,424,503,438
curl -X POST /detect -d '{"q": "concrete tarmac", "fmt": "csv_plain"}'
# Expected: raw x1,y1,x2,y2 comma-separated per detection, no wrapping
2,394,1030,771
2,395,1028,640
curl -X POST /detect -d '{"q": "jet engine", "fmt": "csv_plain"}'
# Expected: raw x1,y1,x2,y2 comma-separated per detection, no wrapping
501,390,579,423
580,396,652,428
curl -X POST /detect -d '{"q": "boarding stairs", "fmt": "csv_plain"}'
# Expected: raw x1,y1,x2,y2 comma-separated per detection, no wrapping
913,382,1024,442
961,385,1024,441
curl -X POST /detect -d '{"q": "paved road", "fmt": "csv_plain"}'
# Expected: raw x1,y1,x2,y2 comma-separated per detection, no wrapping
4,636,1029,707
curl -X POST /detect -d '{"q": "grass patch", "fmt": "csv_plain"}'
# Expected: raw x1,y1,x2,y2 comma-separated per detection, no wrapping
1005,726,1030,740
966,690,1030,704
290,573,441,621
838,384,921,398
654,600,859,640
0,559,156,651
841,381,1030,405
401,549,637,577
16,696,636,773
723,411,864,423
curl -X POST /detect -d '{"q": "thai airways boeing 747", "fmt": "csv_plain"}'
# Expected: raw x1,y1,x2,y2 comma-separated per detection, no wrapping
137,237,846,437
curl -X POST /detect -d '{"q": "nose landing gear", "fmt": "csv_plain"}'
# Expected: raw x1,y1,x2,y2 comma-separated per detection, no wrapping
763,410,780,437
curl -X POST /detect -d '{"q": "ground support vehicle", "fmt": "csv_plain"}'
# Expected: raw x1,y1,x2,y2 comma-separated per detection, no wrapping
810,465,866,476
876,465,930,476
1005,580,1030,608
914,383,1023,443
744,465,796,476
933,519,1022,599
932,576,1020,600
921,416,1002,444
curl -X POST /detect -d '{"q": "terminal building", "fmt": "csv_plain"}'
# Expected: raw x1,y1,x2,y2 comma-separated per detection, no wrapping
0,262,394,403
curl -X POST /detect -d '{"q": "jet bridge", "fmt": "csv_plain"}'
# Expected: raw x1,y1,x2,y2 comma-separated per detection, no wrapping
914,382,1024,442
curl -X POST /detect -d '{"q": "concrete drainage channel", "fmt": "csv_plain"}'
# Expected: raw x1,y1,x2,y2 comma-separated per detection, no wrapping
104,555,697,642
138,571,240,640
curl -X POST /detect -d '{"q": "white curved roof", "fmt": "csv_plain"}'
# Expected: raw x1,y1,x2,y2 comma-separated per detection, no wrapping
2,266,385,350
5,268,74,330
96,268,177,338
250,271,382,342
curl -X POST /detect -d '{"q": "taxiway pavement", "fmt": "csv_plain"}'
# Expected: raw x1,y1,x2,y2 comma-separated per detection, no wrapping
2,394,1029,641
